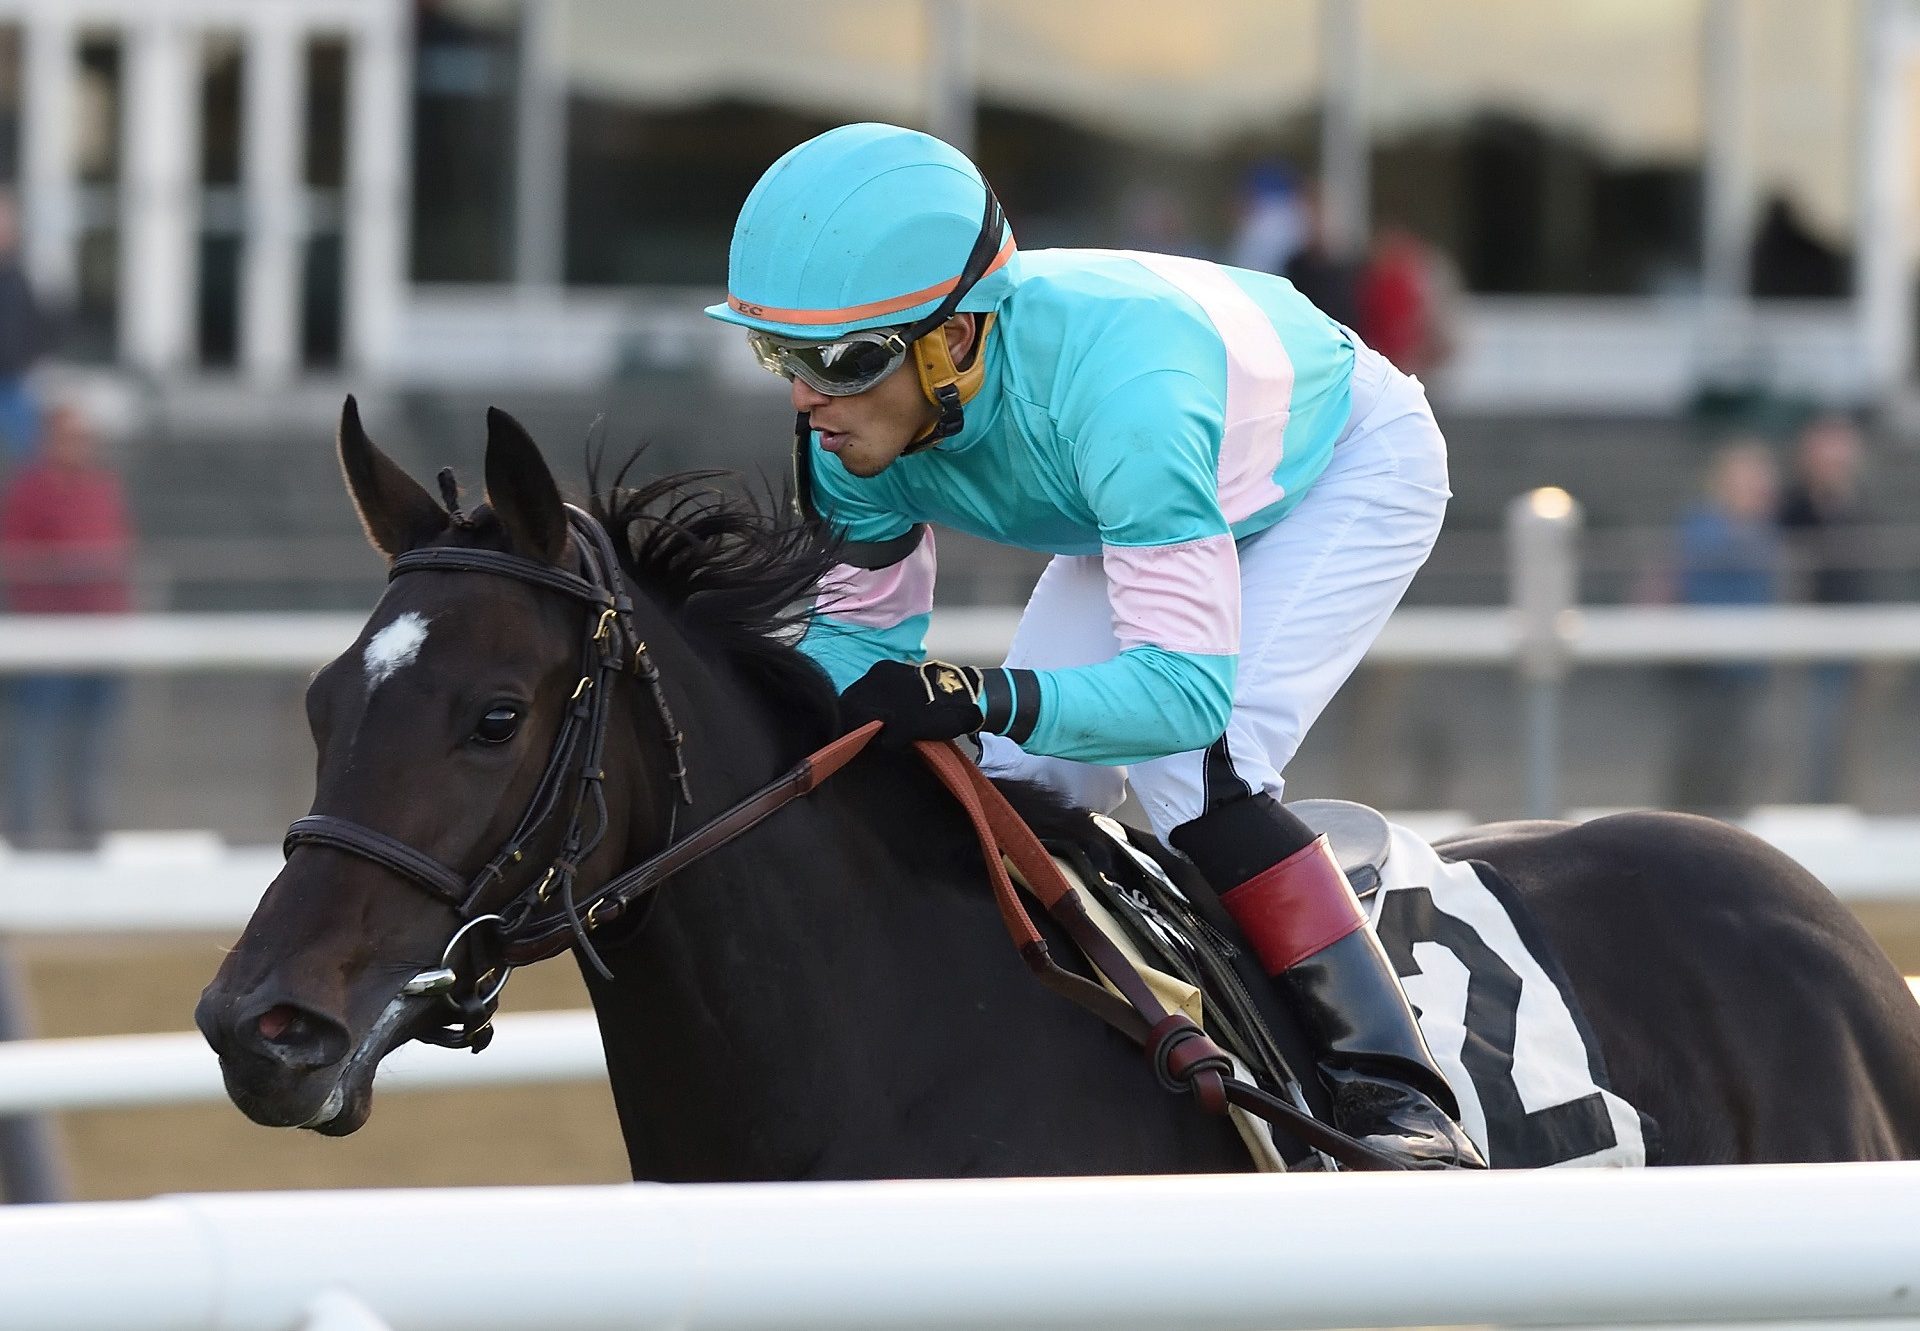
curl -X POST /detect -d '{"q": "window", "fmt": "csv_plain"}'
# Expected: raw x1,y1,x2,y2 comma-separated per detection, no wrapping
973,0,1320,259
1745,0,1857,298
412,0,519,282
557,0,924,285
197,32,242,367
1366,0,1707,296
74,30,121,359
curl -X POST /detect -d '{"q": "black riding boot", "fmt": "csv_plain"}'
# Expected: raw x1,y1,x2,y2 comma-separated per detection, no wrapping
1172,794,1486,1170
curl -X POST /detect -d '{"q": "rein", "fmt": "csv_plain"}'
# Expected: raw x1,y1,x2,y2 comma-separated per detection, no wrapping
281,508,1399,1169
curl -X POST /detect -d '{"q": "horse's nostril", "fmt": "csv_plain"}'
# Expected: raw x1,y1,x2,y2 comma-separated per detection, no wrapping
238,1002,350,1070
257,1005,297,1042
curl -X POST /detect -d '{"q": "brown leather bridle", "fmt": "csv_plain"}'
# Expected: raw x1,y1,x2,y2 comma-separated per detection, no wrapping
283,504,691,1048
281,505,1405,1169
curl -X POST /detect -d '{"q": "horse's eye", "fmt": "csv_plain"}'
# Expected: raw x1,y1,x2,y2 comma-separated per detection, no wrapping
473,705,522,745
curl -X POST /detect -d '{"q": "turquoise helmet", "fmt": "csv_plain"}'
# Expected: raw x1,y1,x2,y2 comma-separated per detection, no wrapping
705,123,1016,341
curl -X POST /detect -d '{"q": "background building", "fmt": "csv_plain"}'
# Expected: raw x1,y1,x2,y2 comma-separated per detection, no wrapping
1,0,1914,407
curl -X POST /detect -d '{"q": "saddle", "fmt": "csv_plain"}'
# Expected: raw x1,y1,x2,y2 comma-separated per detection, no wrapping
1037,798,1651,1172
1030,801,1396,1172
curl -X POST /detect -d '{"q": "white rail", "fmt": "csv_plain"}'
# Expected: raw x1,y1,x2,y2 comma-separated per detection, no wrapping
5,807,1919,943
12,604,1920,673
0,1165,1917,1330
0,1010,605,1115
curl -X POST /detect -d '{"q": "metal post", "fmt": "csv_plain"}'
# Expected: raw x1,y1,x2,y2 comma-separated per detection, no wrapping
1318,0,1369,260
0,944,67,1203
344,2,410,377
1700,0,1754,379
20,11,77,305
1856,0,1913,399
923,0,977,156
120,12,199,374
512,0,567,288
1507,487,1582,819
240,7,305,383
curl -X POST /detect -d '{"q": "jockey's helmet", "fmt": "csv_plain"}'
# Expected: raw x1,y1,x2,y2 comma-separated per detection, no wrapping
705,123,1016,444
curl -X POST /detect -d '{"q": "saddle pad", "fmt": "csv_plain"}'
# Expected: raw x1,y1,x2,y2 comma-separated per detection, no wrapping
1369,821,1648,1169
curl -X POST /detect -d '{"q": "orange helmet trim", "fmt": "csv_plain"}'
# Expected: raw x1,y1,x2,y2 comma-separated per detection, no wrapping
727,237,1015,328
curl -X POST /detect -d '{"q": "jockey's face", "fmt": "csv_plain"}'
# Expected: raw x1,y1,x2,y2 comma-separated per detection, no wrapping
791,315,976,478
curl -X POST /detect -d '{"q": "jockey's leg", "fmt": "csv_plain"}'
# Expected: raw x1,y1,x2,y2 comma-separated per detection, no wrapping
1140,347,1482,1168
1171,791,1483,1169
977,553,1130,815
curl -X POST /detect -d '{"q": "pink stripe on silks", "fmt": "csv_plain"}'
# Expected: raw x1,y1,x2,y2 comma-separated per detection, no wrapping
1103,534,1241,656
815,530,937,629
1121,252,1295,525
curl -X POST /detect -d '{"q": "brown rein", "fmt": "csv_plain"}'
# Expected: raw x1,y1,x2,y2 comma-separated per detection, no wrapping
540,719,1402,1171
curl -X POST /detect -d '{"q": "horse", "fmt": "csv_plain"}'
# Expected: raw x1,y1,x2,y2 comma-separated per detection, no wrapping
197,402,1920,1177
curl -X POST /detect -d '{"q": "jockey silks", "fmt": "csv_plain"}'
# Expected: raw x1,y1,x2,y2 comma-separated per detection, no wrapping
800,247,1358,768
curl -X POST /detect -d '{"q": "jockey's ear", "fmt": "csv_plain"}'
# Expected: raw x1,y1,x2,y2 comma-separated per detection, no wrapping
337,394,448,558
483,406,568,565
943,313,978,367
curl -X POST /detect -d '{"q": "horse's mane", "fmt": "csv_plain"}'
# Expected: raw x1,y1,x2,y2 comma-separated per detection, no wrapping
587,450,842,742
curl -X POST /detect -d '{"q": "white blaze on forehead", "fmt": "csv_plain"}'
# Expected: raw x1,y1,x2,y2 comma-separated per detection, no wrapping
363,612,429,689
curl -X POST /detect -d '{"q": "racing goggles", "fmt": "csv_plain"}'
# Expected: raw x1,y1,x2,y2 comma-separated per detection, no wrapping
747,327,912,397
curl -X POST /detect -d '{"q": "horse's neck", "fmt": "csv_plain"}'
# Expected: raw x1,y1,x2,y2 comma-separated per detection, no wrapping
583,625,1001,1179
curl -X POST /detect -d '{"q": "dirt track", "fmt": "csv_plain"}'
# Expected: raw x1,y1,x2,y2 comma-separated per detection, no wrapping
13,907,1920,1201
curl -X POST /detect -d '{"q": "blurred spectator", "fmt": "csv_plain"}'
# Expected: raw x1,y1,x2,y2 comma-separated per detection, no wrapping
1282,179,1363,329
1750,196,1849,299
0,404,133,847
1778,413,1872,803
1228,161,1307,275
1358,224,1460,381
0,192,52,464
1118,181,1207,259
1667,441,1785,816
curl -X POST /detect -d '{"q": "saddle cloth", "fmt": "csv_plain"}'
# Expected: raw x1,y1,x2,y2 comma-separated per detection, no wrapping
1332,805,1650,1169
1073,801,1649,1170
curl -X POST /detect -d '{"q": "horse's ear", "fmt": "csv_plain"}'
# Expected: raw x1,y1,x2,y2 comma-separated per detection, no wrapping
483,406,568,565
337,395,447,558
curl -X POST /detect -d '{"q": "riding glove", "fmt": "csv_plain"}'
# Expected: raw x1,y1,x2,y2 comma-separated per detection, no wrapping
840,658,990,748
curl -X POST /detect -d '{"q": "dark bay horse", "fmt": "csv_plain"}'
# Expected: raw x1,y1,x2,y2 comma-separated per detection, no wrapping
197,403,1920,1176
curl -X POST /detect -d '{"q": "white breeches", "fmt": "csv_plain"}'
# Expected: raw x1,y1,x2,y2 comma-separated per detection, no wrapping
977,344,1451,839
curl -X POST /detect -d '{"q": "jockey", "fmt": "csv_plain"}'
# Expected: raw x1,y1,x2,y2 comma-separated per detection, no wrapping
707,123,1483,1170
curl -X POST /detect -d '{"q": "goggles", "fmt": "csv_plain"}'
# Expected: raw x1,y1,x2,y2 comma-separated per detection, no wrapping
747,184,1009,408
748,327,912,397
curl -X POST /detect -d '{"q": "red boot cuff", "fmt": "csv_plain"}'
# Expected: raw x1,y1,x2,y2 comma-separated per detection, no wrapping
1218,834,1367,976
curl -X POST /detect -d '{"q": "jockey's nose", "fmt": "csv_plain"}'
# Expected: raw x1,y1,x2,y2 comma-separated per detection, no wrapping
790,376,830,412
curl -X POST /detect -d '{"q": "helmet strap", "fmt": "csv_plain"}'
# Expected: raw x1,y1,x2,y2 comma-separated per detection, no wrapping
904,313,995,453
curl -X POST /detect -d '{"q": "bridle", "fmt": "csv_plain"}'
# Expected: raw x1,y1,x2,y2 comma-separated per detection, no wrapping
283,505,691,1049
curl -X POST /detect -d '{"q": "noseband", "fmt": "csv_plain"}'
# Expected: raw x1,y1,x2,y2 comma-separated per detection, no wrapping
283,505,691,1048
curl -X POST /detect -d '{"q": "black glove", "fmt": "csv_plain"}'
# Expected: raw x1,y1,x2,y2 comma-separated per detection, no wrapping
841,658,986,748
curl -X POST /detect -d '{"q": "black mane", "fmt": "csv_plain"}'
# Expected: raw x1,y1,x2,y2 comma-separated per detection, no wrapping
588,454,842,741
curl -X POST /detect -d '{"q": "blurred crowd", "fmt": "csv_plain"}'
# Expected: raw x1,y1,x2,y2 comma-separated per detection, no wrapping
1134,162,1460,384
1657,415,1873,815
0,193,134,849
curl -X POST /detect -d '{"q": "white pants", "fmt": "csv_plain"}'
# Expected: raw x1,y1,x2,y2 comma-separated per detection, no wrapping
978,345,1450,839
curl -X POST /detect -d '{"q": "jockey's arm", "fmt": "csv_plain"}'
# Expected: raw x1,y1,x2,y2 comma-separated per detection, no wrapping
1007,368,1238,764
798,370,1238,765
799,527,938,688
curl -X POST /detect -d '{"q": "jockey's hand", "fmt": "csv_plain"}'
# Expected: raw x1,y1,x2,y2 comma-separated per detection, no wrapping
841,659,986,748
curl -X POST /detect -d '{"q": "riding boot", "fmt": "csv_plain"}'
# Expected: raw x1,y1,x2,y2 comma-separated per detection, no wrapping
1171,794,1486,1170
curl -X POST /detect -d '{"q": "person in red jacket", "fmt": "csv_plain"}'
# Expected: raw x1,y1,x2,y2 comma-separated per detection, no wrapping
1,403,133,846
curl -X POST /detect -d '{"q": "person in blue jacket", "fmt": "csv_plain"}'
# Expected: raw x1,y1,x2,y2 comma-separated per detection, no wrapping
707,124,1481,1169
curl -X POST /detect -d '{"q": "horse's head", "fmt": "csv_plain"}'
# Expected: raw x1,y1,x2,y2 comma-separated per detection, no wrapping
197,399,652,1134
